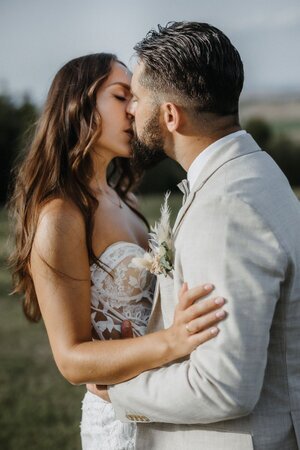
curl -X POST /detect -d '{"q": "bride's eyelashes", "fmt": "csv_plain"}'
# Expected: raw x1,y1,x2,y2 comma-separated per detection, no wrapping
114,95,126,101
114,93,132,102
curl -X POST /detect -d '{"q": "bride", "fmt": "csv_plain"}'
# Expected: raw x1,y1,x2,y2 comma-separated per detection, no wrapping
8,53,226,449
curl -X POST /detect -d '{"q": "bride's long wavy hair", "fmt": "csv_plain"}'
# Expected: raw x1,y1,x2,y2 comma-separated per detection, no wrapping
8,53,145,323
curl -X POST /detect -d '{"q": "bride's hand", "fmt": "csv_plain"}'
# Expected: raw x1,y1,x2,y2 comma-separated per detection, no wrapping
166,283,226,359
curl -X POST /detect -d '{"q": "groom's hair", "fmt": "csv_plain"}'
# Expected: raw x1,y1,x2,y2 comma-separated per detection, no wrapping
134,22,244,118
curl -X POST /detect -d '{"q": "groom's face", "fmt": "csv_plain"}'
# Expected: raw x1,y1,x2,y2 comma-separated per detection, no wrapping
128,62,167,170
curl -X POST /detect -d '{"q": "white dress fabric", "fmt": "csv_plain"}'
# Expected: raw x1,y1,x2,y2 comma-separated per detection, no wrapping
80,242,156,450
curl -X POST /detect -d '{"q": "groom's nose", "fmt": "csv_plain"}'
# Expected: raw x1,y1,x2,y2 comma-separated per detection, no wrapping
126,98,136,117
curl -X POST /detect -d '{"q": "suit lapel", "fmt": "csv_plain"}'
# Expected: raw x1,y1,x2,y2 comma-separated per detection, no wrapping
173,133,261,235
146,277,161,331
172,191,196,234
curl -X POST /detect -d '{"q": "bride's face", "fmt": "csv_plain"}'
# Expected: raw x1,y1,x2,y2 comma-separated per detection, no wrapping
94,62,133,159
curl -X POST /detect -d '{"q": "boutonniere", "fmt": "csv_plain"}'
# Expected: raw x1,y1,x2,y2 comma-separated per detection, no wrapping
133,192,174,276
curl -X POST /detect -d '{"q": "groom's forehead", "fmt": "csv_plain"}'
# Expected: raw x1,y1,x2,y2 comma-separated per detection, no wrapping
132,62,144,82
131,62,145,91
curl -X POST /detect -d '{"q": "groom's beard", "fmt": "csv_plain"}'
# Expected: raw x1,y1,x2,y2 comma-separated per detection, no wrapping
131,109,167,171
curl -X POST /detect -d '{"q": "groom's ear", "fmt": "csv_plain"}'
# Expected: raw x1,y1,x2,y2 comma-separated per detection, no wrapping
161,102,182,133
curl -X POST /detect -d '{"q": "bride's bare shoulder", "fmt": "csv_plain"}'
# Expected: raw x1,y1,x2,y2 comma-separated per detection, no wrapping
32,198,88,267
37,198,84,232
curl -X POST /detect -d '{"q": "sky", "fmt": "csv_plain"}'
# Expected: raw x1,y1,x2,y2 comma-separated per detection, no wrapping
1,0,300,105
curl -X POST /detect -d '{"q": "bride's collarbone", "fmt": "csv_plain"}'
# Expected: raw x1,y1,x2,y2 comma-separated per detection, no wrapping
96,201,147,230
92,206,148,256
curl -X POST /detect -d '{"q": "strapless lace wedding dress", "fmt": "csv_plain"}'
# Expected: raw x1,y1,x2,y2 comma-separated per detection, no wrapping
80,242,156,450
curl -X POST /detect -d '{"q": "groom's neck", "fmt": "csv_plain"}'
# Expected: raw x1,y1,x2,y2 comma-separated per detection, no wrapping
172,120,241,172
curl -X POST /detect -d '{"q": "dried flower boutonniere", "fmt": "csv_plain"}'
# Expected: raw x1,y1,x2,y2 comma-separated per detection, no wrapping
132,192,174,276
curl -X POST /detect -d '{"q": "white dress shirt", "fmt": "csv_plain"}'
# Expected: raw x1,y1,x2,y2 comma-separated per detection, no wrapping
187,130,247,190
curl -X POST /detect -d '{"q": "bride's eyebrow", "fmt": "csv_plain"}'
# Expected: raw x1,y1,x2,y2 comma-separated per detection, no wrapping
108,82,131,90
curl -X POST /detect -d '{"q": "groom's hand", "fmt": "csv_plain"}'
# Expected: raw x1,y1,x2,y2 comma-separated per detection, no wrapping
86,384,110,402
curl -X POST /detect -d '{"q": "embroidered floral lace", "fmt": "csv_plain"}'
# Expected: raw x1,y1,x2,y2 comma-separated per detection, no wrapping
81,242,156,450
90,241,155,339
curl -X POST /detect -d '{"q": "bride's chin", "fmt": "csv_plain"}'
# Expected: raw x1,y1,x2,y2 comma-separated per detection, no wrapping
114,146,132,159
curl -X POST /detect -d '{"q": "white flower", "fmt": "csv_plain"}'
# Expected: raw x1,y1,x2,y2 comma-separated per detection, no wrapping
132,192,174,276
131,253,153,271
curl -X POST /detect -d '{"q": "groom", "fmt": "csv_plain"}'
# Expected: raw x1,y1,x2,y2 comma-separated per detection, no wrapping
104,22,300,449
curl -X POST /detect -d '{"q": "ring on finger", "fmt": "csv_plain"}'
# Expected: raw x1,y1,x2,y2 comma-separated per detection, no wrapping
185,323,193,333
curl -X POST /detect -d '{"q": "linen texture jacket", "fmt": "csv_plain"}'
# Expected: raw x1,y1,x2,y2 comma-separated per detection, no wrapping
109,133,300,450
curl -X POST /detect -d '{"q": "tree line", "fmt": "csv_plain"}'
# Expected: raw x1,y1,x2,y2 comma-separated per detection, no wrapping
0,94,37,204
0,93,299,204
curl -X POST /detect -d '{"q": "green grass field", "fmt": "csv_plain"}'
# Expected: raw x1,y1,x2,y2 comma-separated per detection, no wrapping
0,190,299,449
0,210,86,449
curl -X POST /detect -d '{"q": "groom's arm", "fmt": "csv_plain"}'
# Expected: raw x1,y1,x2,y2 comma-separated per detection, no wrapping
108,195,287,424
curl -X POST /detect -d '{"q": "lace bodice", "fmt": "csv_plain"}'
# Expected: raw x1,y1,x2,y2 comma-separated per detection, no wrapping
90,241,156,340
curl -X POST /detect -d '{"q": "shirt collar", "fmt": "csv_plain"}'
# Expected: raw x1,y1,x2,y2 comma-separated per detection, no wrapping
187,130,247,190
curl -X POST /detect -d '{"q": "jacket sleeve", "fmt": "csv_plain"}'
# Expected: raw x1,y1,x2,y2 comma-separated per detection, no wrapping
109,195,287,424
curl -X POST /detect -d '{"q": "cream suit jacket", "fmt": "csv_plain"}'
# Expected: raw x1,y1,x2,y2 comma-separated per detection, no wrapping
109,133,300,450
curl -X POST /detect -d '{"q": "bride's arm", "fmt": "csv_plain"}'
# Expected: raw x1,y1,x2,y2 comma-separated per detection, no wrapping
30,199,225,386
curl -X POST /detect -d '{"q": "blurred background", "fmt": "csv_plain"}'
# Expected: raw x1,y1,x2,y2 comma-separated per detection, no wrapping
1,0,299,448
